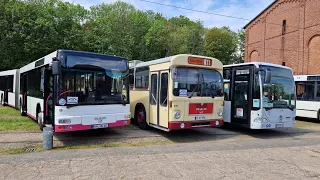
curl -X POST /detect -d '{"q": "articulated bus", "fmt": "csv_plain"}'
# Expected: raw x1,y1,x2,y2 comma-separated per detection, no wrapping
19,50,131,132
295,74,320,120
223,62,296,129
129,54,224,131
0,69,19,108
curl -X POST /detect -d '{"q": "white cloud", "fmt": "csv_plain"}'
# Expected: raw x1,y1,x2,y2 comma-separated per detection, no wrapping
64,0,275,31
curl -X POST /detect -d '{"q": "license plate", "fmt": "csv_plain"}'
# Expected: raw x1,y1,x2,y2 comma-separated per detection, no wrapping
195,116,206,120
92,124,108,129
275,124,284,128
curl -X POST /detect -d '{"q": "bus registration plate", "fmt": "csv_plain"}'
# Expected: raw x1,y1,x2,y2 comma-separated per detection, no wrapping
92,124,108,129
275,124,284,128
195,116,206,120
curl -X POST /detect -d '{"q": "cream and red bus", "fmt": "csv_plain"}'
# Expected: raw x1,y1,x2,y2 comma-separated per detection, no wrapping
129,54,224,131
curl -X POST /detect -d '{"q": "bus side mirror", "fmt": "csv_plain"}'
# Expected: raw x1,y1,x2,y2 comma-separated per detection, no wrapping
225,70,231,80
52,59,61,75
265,69,271,83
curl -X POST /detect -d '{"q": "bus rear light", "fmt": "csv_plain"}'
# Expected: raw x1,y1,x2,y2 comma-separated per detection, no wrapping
58,125,72,130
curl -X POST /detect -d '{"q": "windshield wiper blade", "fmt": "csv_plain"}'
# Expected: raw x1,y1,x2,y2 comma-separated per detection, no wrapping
188,83,200,98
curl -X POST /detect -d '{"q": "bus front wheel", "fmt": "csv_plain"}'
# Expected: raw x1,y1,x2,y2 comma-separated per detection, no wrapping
136,107,148,130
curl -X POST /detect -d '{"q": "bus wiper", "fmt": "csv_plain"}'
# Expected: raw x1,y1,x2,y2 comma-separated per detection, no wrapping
188,82,201,98
66,104,80,109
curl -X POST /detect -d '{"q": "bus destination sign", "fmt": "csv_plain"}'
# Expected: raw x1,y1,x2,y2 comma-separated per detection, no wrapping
236,69,250,75
307,76,320,81
188,57,212,66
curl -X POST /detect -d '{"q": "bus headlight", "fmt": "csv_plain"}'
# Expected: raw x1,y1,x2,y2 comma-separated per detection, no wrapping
58,119,71,124
174,112,181,119
124,114,131,119
262,118,269,123
254,118,262,123
218,109,223,117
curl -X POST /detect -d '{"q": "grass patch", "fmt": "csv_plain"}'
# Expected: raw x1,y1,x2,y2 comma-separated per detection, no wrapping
0,118,39,132
0,140,175,155
54,139,174,151
0,106,39,132
295,120,320,127
0,106,21,117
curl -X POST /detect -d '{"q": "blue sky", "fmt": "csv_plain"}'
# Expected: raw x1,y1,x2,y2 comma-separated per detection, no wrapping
65,0,274,31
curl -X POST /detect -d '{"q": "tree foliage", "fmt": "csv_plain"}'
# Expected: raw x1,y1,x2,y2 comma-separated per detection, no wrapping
0,0,242,71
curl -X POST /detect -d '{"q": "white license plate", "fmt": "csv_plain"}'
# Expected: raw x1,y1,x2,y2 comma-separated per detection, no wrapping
195,116,206,120
92,124,108,129
275,124,284,128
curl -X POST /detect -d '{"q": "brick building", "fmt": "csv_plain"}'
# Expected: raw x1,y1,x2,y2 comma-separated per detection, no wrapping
244,0,320,75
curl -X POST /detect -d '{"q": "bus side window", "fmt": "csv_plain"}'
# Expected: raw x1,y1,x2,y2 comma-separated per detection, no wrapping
160,73,168,106
224,82,230,101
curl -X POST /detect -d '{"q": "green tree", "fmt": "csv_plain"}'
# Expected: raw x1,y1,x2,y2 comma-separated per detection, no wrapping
204,26,238,65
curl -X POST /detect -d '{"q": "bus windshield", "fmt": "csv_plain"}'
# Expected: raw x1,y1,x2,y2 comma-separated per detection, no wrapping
57,54,129,106
172,67,223,97
260,65,295,110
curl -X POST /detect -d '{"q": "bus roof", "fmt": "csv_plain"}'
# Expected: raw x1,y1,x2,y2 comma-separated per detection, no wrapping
20,50,128,74
224,62,292,70
294,74,320,81
0,69,19,76
132,54,222,69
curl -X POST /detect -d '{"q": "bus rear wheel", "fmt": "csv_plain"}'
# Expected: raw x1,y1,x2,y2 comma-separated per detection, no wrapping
37,112,44,131
1,94,5,106
136,107,148,130
20,101,26,116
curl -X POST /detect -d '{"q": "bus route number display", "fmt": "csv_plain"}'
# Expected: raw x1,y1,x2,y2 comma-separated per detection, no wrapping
188,57,212,66
236,69,250,75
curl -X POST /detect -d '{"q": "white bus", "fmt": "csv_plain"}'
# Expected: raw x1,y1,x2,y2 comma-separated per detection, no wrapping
223,62,296,129
19,50,131,132
0,69,19,108
295,74,320,120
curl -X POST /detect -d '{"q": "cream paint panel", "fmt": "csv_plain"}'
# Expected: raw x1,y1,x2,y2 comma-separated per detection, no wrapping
149,62,171,72
8,93,15,107
27,96,43,118
129,90,149,123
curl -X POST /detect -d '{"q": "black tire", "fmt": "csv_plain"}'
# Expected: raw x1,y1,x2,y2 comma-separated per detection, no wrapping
135,106,149,130
1,94,5,106
20,100,26,116
36,110,44,131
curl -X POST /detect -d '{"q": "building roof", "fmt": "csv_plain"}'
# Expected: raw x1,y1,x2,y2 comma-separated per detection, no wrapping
243,0,278,29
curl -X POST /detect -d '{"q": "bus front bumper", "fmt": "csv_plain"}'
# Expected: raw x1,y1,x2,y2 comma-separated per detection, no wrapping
251,121,295,129
54,119,131,132
168,120,224,130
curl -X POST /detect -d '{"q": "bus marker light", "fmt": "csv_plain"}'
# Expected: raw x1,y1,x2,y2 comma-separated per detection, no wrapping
180,123,185,129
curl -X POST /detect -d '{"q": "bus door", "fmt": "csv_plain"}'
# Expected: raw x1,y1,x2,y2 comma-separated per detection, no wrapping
158,71,169,128
149,71,169,127
149,72,158,125
4,76,8,103
231,67,253,126
22,74,28,112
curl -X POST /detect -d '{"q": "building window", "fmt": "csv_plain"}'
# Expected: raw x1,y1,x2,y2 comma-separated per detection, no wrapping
282,20,286,35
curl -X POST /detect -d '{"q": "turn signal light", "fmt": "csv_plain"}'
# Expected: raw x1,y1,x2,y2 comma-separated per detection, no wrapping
169,101,172,108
